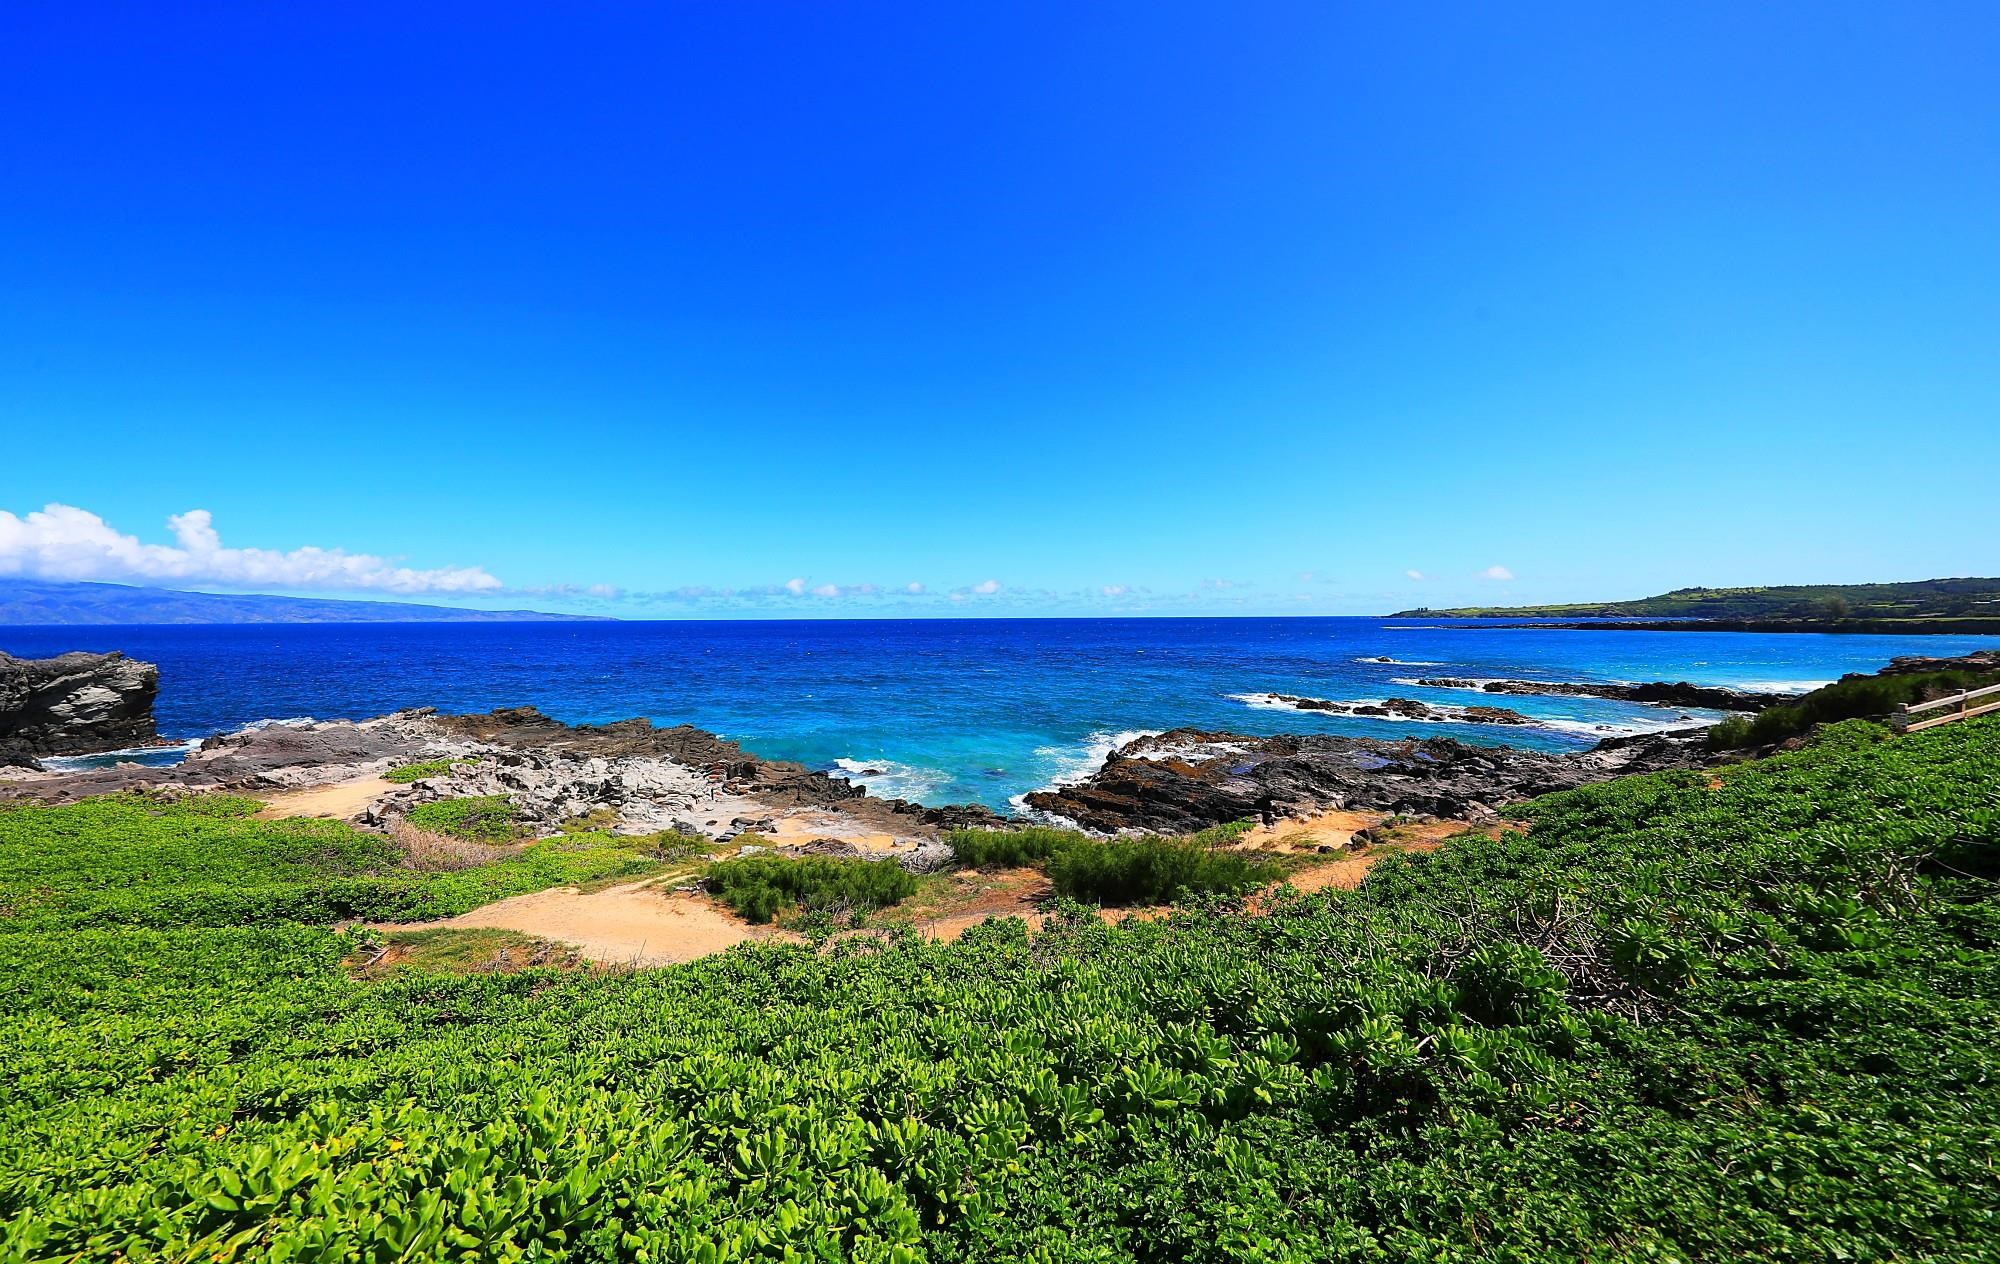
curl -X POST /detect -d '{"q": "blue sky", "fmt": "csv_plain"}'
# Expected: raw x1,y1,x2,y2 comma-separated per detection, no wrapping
2,2,1996,617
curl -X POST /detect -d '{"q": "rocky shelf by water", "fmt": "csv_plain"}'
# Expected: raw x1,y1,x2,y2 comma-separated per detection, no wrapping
1406,677,1790,711
1236,692,1535,725
1023,726,1709,834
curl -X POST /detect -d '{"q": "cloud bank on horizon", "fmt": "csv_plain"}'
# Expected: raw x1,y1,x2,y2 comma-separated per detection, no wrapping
0,503,1511,614
0,504,503,596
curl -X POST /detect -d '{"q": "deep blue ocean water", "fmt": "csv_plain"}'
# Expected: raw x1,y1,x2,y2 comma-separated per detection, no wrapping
5,619,1994,809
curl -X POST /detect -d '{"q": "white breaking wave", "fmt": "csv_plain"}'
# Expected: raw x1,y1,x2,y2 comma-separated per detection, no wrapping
39,738,202,771
1353,657,1448,666
831,757,954,803
1726,679,1829,695
1230,692,1717,739
1229,692,1302,712
1534,713,1719,738
1006,728,1159,817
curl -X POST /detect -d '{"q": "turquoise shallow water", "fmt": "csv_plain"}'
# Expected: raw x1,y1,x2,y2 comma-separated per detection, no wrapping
4,618,1993,809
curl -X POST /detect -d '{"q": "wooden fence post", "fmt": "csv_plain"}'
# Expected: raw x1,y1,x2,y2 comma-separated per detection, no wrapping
1891,704,1910,735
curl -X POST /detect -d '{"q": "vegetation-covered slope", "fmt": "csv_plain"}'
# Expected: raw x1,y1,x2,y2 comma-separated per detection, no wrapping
1393,575,2000,620
1709,660,2000,749
5,721,1999,1261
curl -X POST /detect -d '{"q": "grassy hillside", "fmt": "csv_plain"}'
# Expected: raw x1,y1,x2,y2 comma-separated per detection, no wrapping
1393,575,2000,620
5,722,1999,1260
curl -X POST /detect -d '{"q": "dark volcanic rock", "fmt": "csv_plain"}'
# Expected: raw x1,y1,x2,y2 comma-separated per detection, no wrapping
1023,726,1707,834
1251,693,1532,725
0,651,160,766
1878,650,2000,677
1413,677,1790,711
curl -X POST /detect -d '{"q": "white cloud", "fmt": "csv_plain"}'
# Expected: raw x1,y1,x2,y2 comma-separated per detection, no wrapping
1100,584,1129,597
905,581,924,594
811,583,841,598
1198,578,1246,591
1405,569,1426,581
1481,565,1516,581
971,578,1001,595
0,503,502,594
783,577,807,596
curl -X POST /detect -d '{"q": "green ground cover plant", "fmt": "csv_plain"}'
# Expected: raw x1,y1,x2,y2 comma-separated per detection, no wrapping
705,853,920,923
382,758,475,784
1708,663,2000,748
0,792,666,929
404,794,520,841
2,719,1997,1260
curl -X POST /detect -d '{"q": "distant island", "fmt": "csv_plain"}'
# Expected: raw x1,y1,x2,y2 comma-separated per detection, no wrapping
1394,577,2000,634
0,579,610,625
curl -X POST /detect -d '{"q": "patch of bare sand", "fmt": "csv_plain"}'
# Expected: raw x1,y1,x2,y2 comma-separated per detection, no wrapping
255,775,393,821
378,879,794,966
1275,840,1445,896
760,814,910,853
1235,808,1381,852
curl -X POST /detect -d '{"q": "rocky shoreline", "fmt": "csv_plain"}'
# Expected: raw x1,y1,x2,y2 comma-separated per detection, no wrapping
1238,692,1536,725
1023,726,1709,834
7,646,1990,856
0,702,995,873
1408,677,1789,711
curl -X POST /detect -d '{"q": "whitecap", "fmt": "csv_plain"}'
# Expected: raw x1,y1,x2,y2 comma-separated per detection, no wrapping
830,757,954,803
1005,728,1159,817
39,738,202,772
1230,690,1718,739
1723,679,1829,695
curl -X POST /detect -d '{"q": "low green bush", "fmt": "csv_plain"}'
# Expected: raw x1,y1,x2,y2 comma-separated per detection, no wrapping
1710,665,2000,749
946,825,1086,868
1047,835,1281,905
383,758,473,784
405,795,519,841
705,853,919,923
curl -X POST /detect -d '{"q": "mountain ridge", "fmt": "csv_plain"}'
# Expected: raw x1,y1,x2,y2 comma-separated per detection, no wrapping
0,579,610,625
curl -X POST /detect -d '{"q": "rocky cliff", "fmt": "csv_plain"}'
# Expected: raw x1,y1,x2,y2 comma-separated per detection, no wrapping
0,650,160,766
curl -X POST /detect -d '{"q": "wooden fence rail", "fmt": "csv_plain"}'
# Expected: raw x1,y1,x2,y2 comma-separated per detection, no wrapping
1892,682,2000,734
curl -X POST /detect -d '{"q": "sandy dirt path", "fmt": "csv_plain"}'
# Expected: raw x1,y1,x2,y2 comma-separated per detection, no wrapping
256,775,393,821
378,879,794,966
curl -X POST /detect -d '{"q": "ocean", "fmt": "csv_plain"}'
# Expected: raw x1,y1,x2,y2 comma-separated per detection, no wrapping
5,619,1993,809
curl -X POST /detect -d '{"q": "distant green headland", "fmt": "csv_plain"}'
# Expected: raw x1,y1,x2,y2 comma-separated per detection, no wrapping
1394,577,2000,634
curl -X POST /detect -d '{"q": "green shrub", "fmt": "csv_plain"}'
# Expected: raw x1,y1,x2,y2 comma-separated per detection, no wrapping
1710,665,2000,749
1190,818,1257,847
946,825,1086,868
705,854,919,924
405,795,519,842
383,758,473,784
1047,835,1281,905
